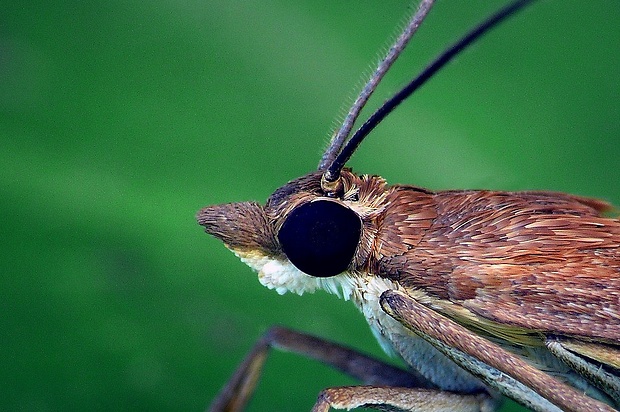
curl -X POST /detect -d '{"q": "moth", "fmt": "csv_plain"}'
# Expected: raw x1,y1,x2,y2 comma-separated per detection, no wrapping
198,0,619,411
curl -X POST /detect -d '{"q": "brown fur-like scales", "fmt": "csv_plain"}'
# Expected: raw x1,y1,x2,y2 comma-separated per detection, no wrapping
374,185,620,343
198,169,620,350
199,169,620,346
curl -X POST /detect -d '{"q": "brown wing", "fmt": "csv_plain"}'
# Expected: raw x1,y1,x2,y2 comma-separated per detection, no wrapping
374,187,620,343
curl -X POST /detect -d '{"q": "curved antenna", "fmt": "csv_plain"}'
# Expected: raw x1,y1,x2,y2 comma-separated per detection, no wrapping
321,0,537,189
317,0,436,172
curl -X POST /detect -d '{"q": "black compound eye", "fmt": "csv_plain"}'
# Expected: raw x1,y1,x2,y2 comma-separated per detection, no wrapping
278,199,362,278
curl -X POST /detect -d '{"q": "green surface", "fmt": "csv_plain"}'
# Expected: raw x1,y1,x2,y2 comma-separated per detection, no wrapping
2,1,619,411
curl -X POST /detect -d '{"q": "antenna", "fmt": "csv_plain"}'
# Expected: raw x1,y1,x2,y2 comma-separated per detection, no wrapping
320,0,537,193
318,0,436,173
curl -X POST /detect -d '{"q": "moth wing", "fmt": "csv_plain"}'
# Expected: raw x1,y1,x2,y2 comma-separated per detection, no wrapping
444,191,620,343
386,189,620,344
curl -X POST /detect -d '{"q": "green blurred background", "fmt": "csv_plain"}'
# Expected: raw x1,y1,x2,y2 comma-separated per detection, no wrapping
2,0,618,411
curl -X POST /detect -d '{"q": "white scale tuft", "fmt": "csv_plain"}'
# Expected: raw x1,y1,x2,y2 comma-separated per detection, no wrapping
236,251,487,393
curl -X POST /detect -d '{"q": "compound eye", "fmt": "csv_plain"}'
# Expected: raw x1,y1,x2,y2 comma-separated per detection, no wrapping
278,200,362,277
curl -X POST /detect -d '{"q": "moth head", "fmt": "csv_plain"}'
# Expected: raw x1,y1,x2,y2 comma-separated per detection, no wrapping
197,170,387,294
198,0,525,294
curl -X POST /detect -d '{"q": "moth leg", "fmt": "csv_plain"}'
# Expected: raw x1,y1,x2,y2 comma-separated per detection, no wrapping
379,289,616,412
545,337,620,407
310,385,494,412
209,325,432,412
